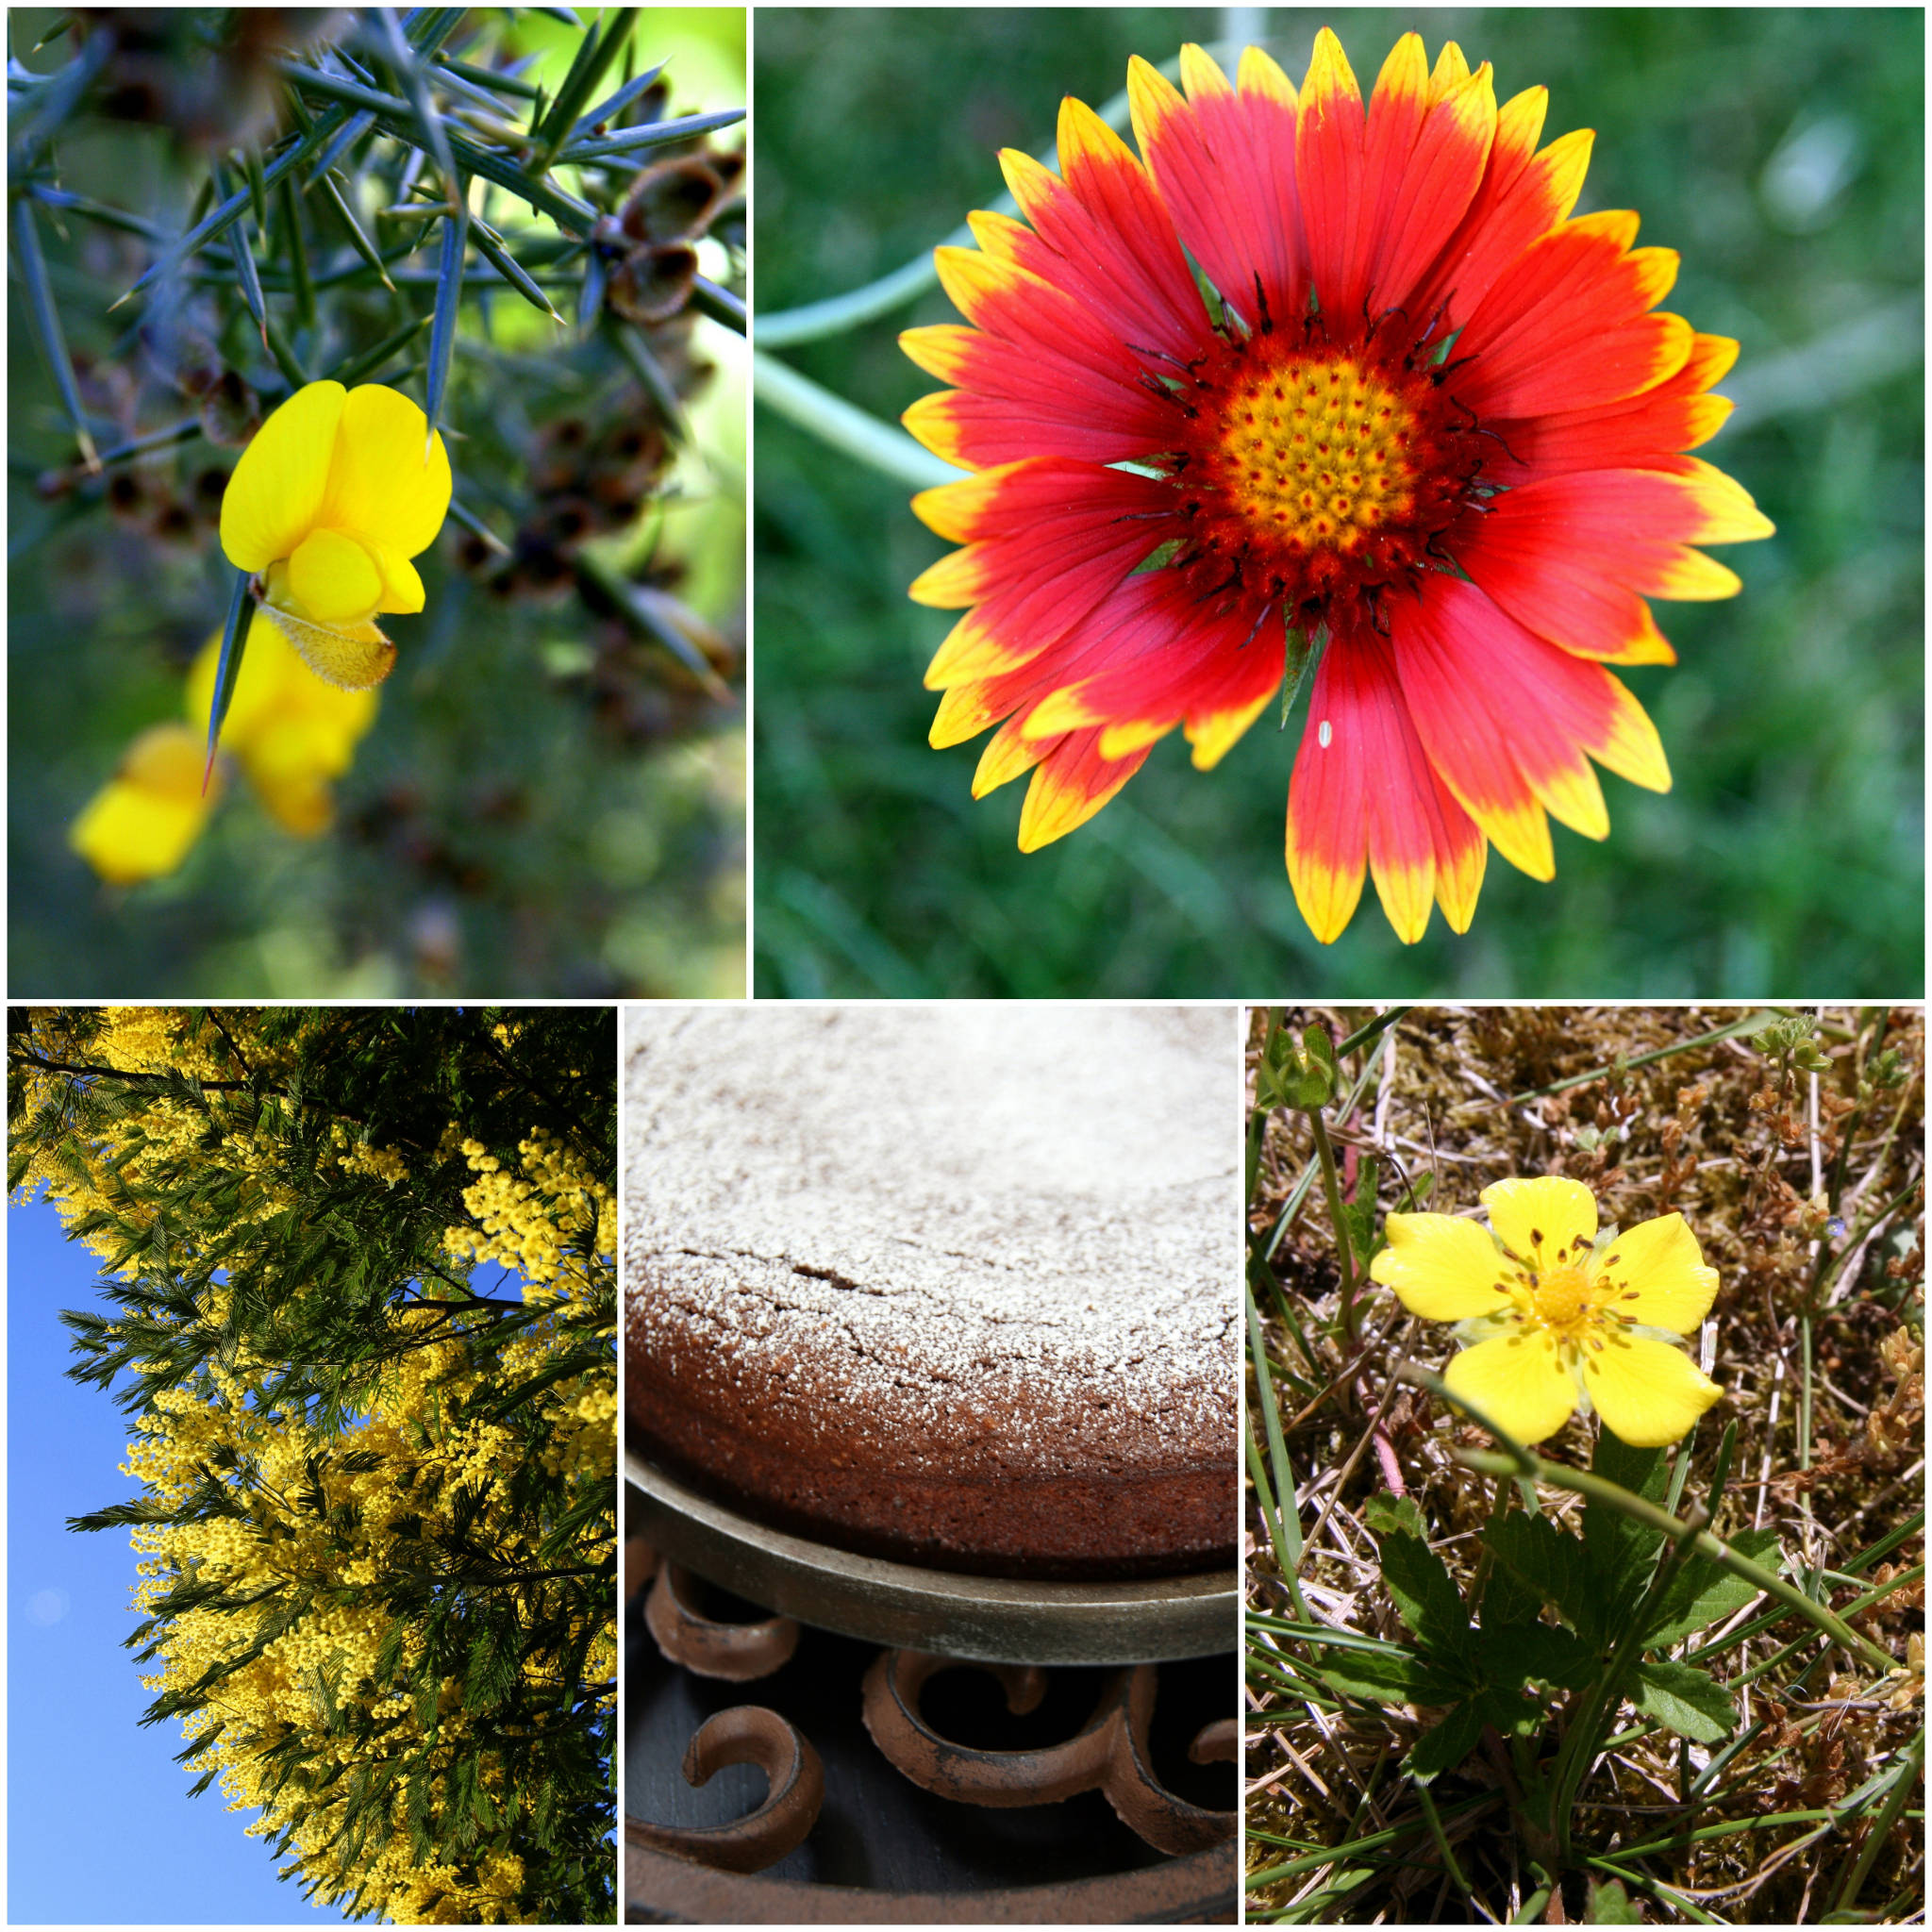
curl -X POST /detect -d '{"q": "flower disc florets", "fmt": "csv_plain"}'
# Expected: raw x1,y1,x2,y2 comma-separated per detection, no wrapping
1169,312,1489,627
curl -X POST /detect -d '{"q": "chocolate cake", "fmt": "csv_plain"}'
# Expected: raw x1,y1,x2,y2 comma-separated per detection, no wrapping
624,1007,1237,1581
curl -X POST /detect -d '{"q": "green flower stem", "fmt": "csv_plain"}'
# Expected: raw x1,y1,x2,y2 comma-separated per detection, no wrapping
1456,1447,1898,1676
1412,1778,1473,1895
752,350,961,490
1307,1106,1358,1345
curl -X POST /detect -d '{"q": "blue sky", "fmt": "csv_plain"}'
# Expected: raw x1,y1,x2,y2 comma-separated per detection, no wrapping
9,1196,349,1924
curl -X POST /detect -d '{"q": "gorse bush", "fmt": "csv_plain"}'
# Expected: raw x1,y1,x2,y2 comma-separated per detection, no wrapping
10,8,745,995
9,1006,618,1923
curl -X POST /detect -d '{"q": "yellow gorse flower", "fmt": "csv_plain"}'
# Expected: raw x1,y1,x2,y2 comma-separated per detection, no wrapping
71,612,377,883
220,378,452,691
186,611,377,835
69,722,223,884
1370,1174,1724,1448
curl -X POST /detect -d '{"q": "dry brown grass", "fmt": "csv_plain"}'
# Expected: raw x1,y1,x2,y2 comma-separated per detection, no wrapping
1244,1005,1924,1924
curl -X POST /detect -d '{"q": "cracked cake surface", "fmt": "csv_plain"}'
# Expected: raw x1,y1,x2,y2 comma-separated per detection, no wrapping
624,1006,1238,1579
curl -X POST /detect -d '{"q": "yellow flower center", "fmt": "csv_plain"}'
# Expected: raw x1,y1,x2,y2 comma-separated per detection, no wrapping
1207,353,1419,553
1529,1261,1594,1334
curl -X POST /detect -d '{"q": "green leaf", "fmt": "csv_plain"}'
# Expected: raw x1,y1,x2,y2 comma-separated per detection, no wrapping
1407,1697,1484,1784
1642,1526,1784,1647
1362,1492,1427,1541
1484,1511,1600,1641
1630,1657,1738,1742
1584,1875,1644,1924
1477,1617,1594,1691
1340,1157,1381,1267
1313,1645,1465,1707
1583,1430,1669,1625
1376,1527,1474,1658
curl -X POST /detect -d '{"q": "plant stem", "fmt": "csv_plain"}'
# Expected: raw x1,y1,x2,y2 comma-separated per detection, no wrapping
1307,1106,1358,1345
752,349,960,489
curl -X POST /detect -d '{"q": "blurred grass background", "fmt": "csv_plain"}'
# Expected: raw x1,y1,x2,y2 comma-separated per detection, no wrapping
10,8,746,997
753,7,1924,996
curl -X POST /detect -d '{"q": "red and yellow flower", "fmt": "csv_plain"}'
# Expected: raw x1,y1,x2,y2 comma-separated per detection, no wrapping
901,31,1774,942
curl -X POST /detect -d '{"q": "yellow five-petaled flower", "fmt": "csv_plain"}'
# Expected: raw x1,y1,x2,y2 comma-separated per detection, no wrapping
219,378,452,691
1370,1174,1724,1448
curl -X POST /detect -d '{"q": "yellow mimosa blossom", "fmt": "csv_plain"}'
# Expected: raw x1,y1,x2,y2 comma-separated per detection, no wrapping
1371,1174,1724,1448
69,722,223,883
220,378,452,690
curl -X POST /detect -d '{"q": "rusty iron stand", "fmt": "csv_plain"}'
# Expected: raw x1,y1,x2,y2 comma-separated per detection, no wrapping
625,1452,1239,1923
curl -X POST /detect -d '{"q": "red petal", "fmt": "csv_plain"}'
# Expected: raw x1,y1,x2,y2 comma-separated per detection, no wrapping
1017,727,1152,849
1487,334,1740,479
1455,460,1774,662
1025,575,1285,754
1295,28,1372,334
1407,93,1592,331
1453,211,1690,418
1362,42,1497,320
911,463,1177,685
1007,95,1208,359
1392,576,1670,882
1286,626,1488,942
1129,45,1307,328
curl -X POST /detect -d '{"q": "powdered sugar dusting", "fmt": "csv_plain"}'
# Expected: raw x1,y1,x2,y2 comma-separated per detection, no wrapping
624,1006,1238,1474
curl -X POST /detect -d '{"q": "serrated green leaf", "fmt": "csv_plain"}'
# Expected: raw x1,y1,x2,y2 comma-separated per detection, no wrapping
1583,1431,1669,1624
1584,1875,1644,1924
1477,1616,1594,1690
1363,1491,1427,1541
1407,1697,1484,1784
1314,1645,1464,1707
1630,1657,1738,1742
1642,1526,1784,1648
1377,1527,1475,1657
1484,1510,1600,1640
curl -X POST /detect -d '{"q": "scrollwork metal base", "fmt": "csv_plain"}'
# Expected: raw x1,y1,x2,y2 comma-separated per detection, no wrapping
626,1514,1236,1921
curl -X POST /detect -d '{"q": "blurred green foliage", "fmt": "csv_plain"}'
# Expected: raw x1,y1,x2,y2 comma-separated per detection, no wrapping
754,7,1923,996
10,7,746,996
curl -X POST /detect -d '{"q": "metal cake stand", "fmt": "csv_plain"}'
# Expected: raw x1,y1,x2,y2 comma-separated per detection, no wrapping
625,1448,1238,1667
